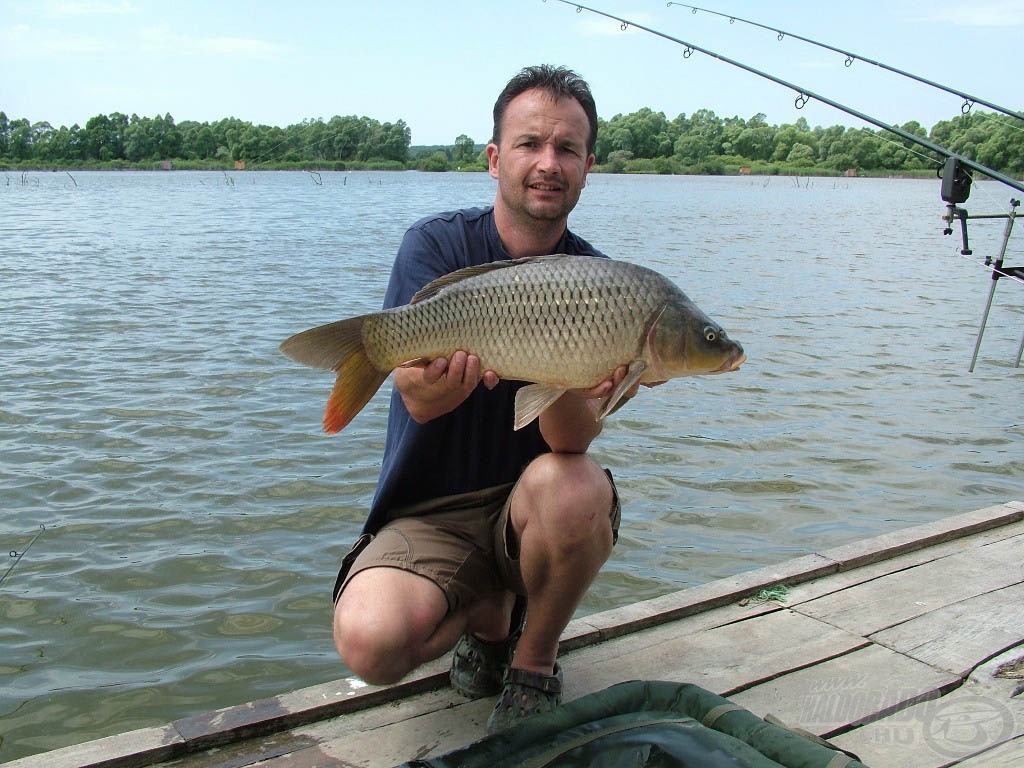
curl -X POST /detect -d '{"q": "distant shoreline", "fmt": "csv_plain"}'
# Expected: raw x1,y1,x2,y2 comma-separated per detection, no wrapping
3,162,943,180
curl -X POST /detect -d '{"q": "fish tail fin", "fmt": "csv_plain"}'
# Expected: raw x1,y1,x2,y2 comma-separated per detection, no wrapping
280,317,388,434
324,351,389,434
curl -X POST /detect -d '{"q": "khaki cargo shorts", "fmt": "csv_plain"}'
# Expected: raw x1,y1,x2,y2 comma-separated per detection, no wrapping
332,469,620,613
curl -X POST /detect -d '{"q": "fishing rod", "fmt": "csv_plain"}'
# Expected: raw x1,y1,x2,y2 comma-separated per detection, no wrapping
549,0,1024,197
1,524,46,587
666,2,1024,124
553,1,1023,368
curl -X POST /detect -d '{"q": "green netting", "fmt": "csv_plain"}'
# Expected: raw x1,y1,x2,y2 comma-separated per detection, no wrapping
397,680,866,768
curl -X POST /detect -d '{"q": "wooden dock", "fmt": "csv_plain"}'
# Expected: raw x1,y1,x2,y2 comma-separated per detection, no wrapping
8,501,1023,768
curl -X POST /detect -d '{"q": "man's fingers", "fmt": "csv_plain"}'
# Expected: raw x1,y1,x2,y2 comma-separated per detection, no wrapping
419,352,496,392
482,370,500,390
421,357,449,385
445,351,469,388
462,353,481,386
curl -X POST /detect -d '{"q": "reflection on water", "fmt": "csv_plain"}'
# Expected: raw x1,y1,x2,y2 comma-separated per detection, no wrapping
1,171,1020,758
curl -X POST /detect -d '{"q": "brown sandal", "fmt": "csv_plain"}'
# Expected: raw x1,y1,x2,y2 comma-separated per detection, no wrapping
486,664,563,734
450,596,527,699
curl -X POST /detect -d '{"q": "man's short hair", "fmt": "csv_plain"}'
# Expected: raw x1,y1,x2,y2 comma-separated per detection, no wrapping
492,65,598,156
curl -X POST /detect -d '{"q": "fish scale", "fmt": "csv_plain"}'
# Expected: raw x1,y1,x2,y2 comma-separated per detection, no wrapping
364,257,671,387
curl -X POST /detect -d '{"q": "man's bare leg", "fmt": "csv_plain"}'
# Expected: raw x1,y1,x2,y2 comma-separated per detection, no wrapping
508,452,615,674
334,568,515,685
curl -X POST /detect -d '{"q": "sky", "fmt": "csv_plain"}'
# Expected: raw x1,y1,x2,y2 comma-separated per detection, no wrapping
1,0,1022,146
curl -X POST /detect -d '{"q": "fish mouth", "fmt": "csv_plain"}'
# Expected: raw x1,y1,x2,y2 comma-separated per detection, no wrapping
712,352,747,373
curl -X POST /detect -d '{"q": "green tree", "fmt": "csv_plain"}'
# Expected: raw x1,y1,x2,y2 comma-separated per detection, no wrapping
7,117,32,160
330,115,370,160
772,122,818,163
418,151,449,171
39,124,83,161
673,134,710,165
785,142,815,166
376,120,411,162
733,123,775,161
84,112,128,160
453,134,475,164
124,117,155,161
0,111,9,156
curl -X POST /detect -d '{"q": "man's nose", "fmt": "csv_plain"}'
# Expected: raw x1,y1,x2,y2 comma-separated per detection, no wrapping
536,143,560,173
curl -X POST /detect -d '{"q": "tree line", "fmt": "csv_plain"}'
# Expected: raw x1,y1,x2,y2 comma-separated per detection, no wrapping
1,107,1020,177
593,107,1024,176
0,112,412,169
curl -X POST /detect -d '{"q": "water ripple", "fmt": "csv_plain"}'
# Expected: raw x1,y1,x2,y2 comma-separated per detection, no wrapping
1,171,1021,760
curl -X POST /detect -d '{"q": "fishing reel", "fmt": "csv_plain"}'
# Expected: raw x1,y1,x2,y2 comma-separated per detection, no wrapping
941,157,973,255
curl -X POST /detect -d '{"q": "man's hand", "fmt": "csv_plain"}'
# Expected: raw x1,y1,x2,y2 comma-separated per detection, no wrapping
394,351,498,424
571,363,642,401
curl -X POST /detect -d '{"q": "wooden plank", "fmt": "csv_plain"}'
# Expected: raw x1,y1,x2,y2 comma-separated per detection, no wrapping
954,734,1024,766
968,646,1024,697
588,504,1024,642
829,684,1024,768
729,644,959,737
180,734,319,768
272,610,869,768
289,689,461,747
154,690,466,768
286,697,495,768
781,520,1024,609
1,725,184,768
248,744,346,768
585,554,837,640
168,527,1024,768
795,539,1024,637
871,583,1024,677
563,609,870,701
293,611,869,768
285,605,786,748
815,502,1024,571
170,657,451,750
258,602,785,763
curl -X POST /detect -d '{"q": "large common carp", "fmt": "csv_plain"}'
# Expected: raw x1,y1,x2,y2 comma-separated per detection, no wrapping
281,254,745,434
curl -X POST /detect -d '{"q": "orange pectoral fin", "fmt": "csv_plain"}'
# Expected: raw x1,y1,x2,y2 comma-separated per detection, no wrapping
323,348,389,434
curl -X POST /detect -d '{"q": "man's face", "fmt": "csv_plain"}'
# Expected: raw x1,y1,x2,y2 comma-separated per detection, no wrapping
487,88,595,225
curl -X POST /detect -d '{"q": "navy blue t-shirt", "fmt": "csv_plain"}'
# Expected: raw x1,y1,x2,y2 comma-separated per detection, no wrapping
364,206,606,535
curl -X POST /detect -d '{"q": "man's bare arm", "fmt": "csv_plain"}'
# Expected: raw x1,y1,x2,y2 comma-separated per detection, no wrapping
539,364,637,453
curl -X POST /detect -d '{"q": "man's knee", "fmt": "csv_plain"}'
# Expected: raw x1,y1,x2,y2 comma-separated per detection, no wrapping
536,453,612,508
334,601,407,685
516,454,615,543
333,569,448,685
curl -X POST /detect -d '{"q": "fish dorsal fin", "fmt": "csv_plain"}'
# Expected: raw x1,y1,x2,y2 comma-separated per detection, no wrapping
410,254,570,304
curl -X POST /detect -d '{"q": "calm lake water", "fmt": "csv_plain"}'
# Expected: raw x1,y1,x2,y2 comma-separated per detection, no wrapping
1,170,1021,760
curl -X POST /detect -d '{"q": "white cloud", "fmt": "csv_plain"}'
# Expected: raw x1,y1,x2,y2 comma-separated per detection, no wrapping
192,35,291,58
918,0,1024,26
45,0,136,17
138,24,292,59
0,23,115,56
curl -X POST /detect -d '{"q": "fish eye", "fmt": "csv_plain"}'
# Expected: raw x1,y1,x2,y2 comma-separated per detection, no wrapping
704,326,718,343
